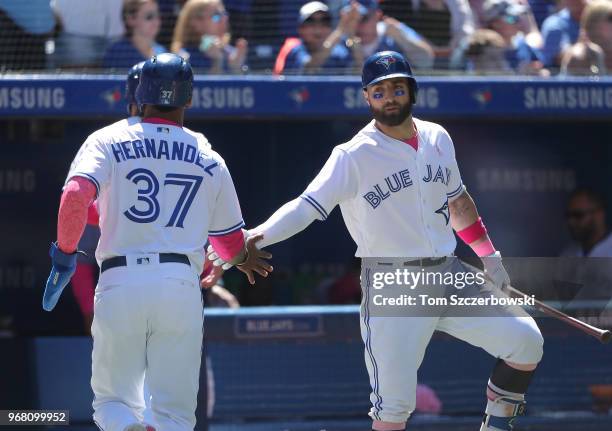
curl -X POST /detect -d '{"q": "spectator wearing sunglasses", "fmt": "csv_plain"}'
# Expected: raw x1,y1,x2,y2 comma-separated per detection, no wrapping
561,188,612,257
481,0,546,74
556,188,612,303
274,1,362,74
171,0,248,73
103,0,166,69
347,0,434,69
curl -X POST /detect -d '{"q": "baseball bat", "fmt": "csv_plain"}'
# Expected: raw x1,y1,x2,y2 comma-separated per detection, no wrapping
506,285,611,344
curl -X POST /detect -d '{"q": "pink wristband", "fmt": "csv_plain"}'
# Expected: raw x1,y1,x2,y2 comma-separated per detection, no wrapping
209,229,245,261
456,217,487,244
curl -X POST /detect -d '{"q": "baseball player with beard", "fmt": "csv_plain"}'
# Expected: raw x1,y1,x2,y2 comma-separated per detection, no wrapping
42,53,272,431
209,51,543,431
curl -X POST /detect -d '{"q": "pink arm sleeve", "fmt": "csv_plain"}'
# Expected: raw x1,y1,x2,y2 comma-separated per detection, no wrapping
208,229,245,261
87,201,100,226
57,177,97,253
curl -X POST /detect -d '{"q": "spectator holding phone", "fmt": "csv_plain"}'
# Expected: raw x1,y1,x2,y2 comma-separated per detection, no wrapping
171,0,248,73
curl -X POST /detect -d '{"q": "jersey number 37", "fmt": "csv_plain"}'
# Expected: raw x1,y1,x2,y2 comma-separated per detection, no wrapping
124,168,203,228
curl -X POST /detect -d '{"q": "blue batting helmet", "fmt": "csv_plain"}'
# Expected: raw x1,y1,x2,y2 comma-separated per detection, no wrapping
361,51,418,103
136,53,193,108
125,61,145,112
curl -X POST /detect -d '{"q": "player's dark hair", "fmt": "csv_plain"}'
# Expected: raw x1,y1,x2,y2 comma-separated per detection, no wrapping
569,187,607,211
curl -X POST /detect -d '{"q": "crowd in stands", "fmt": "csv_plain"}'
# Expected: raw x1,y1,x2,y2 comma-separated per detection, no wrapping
1,0,611,75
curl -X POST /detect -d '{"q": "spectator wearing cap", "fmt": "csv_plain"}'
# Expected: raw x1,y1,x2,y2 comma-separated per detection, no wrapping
172,0,248,73
0,0,55,70
379,0,475,62
349,0,435,68
541,0,587,68
481,0,547,74
103,0,166,69
274,1,361,74
580,0,612,71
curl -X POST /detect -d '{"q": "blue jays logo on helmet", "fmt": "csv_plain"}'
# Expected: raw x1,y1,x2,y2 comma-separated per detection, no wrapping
376,55,397,70
361,50,419,104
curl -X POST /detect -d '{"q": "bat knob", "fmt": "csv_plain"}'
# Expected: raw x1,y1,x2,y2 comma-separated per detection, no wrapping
601,330,611,344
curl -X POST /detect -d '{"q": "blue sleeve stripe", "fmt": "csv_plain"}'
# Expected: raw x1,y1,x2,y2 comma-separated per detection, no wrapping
208,220,245,236
71,173,100,197
447,182,464,198
301,195,327,220
302,194,328,219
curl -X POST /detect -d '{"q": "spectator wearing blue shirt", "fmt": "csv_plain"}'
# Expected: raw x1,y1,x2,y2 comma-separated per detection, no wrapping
349,0,434,69
540,0,586,68
103,0,166,69
171,0,248,73
274,1,362,74
0,0,55,70
482,0,547,74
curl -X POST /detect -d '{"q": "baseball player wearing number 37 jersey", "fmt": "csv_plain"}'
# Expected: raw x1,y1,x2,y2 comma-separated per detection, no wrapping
210,51,543,431
42,53,272,431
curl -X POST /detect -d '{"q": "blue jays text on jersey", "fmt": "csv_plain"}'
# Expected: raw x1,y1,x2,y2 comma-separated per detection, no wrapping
363,164,452,210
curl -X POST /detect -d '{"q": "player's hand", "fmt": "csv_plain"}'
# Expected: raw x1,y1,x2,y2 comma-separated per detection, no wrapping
42,242,78,311
200,261,224,289
338,1,361,37
236,233,273,285
383,16,403,40
481,251,511,291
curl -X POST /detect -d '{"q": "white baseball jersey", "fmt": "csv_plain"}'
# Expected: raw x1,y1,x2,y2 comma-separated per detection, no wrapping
302,118,465,257
66,119,243,275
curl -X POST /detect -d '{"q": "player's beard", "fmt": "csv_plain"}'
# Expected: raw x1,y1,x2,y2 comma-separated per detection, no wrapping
370,100,413,127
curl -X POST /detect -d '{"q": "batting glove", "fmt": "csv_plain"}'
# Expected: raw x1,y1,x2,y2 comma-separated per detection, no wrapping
42,242,78,311
481,251,511,290
207,229,256,270
206,244,233,270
